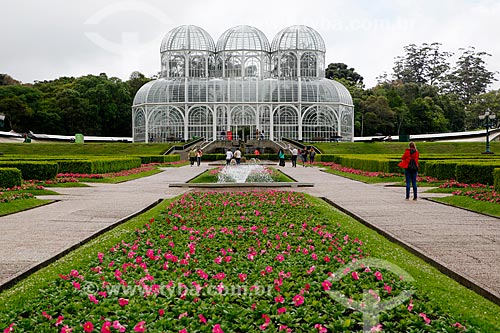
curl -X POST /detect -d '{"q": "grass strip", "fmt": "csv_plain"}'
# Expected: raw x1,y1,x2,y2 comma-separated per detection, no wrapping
0,198,53,216
431,196,500,217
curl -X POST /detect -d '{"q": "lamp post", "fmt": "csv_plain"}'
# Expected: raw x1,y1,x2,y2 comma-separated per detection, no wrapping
478,109,496,154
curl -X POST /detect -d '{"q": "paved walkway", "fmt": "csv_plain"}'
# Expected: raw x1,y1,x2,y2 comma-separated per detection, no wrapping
0,163,499,305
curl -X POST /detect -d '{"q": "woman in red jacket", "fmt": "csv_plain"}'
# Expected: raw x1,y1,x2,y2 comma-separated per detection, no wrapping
398,141,419,200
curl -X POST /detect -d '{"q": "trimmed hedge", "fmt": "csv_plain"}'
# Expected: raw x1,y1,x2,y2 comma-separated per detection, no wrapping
0,168,23,188
494,168,500,192
455,163,500,185
138,155,180,164
57,157,142,174
0,161,58,180
422,161,458,180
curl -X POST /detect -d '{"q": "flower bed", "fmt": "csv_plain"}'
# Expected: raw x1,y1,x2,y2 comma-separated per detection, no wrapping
2,191,470,332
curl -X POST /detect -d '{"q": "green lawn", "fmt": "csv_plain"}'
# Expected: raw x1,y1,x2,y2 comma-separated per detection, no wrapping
313,141,500,155
0,142,174,156
80,168,164,184
431,195,500,217
0,198,53,216
322,168,405,184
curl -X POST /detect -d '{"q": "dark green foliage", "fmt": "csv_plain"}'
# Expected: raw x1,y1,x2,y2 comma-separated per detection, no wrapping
455,163,500,185
57,158,141,174
138,154,180,163
423,161,458,180
0,168,22,188
494,168,500,192
0,161,58,180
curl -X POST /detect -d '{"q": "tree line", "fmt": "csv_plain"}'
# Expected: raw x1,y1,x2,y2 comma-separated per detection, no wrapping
0,42,498,137
326,43,498,136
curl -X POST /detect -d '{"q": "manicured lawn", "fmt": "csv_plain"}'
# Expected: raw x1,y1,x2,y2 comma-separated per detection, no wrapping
0,198,53,216
0,143,174,156
1,191,497,332
432,195,500,217
189,166,294,183
322,168,404,184
81,169,163,184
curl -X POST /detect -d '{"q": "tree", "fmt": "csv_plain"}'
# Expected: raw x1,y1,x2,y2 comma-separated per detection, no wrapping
361,95,395,136
392,43,452,87
325,63,364,87
126,71,153,97
0,96,33,131
0,74,21,86
445,47,497,105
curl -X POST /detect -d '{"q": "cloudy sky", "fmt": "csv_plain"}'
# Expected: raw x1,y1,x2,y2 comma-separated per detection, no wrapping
2,0,500,89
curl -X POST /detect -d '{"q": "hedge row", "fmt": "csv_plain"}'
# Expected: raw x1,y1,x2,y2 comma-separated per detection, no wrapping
57,157,142,174
0,168,23,188
0,161,59,180
494,168,500,191
138,155,180,164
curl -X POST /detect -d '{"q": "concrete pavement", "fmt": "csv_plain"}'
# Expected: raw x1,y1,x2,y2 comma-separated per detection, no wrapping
0,163,499,305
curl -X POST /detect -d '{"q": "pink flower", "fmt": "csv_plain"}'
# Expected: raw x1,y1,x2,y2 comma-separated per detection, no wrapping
71,281,81,290
101,321,112,333
134,321,146,332
277,307,286,314
265,266,273,274
374,271,383,281
118,298,129,306
199,314,207,324
212,324,224,333
370,324,383,332
179,329,188,333
178,312,188,319
83,322,94,333
159,309,165,317
419,313,431,325
293,294,304,306
113,321,126,332
352,271,359,280
88,294,98,304
60,325,73,333
314,324,327,333
306,266,315,274
55,316,64,326
275,254,285,262
453,322,466,330
259,314,271,330
3,323,15,333
275,295,285,303
238,273,247,282
322,280,332,291
42,311,53,320
383,283,392,294
408,299,414,312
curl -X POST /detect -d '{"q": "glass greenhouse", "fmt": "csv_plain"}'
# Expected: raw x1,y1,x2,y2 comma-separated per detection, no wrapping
132,25,354,143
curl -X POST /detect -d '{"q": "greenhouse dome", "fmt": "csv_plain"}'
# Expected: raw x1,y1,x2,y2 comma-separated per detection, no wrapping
132,25,354,143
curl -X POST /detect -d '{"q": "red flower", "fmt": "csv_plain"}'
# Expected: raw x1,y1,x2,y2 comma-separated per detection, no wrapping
293,294,304,306
133,321,146,332
118,298,129,307
101,321,112,333
83,321,94,333
212,324,224,333
352,271,360,280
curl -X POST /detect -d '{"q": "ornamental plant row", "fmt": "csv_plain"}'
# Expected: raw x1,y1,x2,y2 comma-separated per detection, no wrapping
1,191,470,332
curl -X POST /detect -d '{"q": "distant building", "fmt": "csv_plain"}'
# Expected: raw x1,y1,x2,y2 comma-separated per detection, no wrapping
132,25,354,143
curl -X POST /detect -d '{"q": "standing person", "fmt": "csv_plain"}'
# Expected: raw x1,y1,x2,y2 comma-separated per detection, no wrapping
260,130,264,140
254,148,261,157
188,147,196,167
225,149,233,165
300,148,309,167
289,145,298,167
234,148,242,165
309,147,316,165
196,148,203,166
278,148,285,167
398,141,419,200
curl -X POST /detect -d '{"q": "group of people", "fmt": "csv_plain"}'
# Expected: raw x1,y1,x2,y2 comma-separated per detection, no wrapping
188,147,203,167
277,146,316,167
225,148,243,165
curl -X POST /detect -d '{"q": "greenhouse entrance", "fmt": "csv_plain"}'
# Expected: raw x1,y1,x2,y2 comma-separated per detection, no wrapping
231,125,256,141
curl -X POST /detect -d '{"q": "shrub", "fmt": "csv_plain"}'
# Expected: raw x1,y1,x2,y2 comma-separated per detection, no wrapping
57,158,141,174
494,168,500,191
423,161,457,180
0,168,23,188
138,155,180,163
0,161,58,180
455,163,500,185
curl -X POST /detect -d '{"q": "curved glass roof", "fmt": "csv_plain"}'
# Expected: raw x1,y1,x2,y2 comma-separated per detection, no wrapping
271,25,326,52
133,78,353,106
160,25,215,53
216,25,271,52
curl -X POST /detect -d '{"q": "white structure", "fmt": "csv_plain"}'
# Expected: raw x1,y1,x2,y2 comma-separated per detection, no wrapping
132,25,354,143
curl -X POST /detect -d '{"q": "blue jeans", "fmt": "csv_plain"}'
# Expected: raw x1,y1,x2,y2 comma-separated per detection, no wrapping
405,169,418,199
